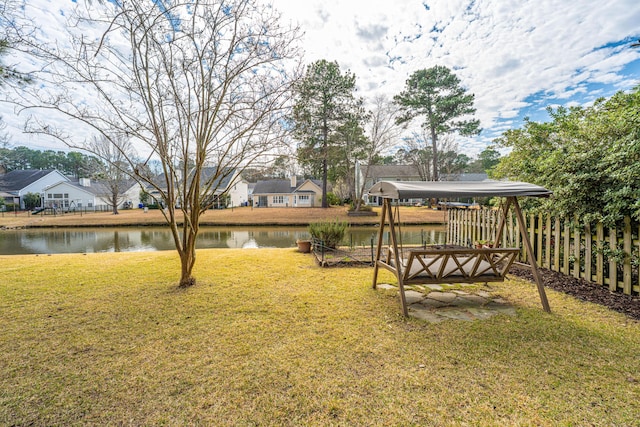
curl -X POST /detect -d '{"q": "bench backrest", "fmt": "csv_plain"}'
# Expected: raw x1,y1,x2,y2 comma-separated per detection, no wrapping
400,247,520,284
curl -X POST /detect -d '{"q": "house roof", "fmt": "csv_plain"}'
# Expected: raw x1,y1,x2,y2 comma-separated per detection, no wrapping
0,169,60,192
253,179,295,194
368,180,552,199
197,166,237,191
44,178,135,197
365,165,421,179
252,178,322,195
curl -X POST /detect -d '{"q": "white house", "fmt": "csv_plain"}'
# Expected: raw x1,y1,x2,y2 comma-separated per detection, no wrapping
144,167,248,209
42,178,142,211
0,169,69,209
252,176,323,208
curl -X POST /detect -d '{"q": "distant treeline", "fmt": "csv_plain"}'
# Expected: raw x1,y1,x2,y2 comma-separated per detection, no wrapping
0,146,102,178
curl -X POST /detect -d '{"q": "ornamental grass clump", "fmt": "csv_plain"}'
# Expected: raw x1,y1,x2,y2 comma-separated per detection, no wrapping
308,218,348,248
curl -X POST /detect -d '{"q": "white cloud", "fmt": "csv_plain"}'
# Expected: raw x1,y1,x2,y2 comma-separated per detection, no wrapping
1,0,640,157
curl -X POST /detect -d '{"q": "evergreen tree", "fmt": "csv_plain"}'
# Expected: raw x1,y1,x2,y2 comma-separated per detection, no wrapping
292,60,362,207
394,66,480,181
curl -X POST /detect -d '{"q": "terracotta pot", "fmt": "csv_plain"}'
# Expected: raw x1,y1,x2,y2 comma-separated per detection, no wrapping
296,239,311,253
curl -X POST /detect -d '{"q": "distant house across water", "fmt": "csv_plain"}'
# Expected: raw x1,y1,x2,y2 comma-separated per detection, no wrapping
252,176,323,208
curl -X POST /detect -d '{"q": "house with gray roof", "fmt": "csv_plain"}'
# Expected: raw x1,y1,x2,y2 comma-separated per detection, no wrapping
252,176,322,208
42,177,143,211
0,169,69,209
144,166,248,208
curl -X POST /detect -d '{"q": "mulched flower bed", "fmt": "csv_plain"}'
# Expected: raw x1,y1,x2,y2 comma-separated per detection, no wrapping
509,264,640,321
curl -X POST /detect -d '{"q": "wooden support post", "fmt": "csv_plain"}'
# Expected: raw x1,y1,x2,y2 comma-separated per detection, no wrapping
386,201,409,317
493,198,513,248
511,197,551,313
372,199,387,289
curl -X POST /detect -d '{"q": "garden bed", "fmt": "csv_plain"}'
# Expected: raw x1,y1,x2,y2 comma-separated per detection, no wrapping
509,264,640,320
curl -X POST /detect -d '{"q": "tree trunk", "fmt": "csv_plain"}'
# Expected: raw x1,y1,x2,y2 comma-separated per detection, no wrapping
321,121,328,208
431,128,439,182
178,244,197,288
111,193,119,215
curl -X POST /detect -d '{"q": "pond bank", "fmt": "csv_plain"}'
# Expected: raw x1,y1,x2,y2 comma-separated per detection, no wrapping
0,206,447,229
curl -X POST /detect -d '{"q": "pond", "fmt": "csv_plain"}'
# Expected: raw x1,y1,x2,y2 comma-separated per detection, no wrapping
0,225,447,255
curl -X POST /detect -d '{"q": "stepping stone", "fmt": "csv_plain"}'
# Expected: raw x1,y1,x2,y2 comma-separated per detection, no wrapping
425,284,443,291
409,306,445,323
377,283,396,290
404,290,425,304
426,292,457,303
419,298,449,309
455,294,488,307
436,307,476,321
476,290,492,298
452,290,470,295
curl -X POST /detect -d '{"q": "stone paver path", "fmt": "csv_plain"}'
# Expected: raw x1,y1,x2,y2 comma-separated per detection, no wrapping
378,283,516,323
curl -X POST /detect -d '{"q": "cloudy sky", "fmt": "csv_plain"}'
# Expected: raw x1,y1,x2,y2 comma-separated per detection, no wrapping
2,0,640,156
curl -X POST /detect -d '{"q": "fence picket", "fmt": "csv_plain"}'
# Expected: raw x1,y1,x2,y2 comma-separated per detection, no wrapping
574,216,581,279
563,221,570,275
584,223,592,282
609,228,617,292
596,223,604,286
448,209,637,295
624,217,632,294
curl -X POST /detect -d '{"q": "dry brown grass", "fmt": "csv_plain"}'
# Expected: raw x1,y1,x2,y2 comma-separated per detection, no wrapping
0,205,446,228
1,249,640,425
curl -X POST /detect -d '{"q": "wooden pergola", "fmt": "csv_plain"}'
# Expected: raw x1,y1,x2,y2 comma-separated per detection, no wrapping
368,181,553,317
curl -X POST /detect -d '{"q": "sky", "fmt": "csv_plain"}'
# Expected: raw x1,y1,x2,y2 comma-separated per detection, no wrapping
2,0,640,157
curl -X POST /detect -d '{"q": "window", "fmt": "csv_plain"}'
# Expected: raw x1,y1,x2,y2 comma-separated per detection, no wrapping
273,195,284,204
298,195,309,201
53,193,63,199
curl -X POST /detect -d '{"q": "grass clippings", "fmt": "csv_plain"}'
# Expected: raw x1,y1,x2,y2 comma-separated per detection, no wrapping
1,249,639,425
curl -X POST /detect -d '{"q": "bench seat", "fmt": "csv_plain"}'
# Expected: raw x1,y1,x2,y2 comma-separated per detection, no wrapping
380,246,520,285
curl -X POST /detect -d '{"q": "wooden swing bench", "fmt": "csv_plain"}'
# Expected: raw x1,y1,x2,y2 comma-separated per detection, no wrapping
381,246,520,286
368,180,554,317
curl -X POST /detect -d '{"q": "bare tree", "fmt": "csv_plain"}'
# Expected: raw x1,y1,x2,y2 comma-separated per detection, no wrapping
354,95,402,210
90,135,135,215
5,0,301,287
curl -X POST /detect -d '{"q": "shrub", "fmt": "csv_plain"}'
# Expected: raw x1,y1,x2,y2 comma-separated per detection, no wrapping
308,218,347,249
325,192,341,206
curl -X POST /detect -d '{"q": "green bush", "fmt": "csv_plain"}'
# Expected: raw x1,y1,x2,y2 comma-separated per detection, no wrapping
308,218,347,249
325,192,341,206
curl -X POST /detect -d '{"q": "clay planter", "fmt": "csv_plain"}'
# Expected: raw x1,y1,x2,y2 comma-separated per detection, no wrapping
296,239,312,253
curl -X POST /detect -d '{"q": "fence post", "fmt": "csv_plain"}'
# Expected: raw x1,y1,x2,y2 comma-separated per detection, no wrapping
623,216,632,294
596,223,604,286
609,227,617,292
584,223,592,282
537,213,543,266
563,220,570,275
545,215,552,269
553,217,561,272
573,215,581,279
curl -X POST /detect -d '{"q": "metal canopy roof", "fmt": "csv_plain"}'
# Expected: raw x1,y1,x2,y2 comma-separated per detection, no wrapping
367,180,552,199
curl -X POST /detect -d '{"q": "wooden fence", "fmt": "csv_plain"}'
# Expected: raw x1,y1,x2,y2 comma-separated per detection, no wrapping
447,208,639,295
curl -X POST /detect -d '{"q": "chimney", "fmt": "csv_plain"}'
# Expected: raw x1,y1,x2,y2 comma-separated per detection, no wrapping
290,175,297,188
79,178,91,187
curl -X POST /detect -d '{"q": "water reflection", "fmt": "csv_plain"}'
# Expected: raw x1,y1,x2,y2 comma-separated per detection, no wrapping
0,225,447,255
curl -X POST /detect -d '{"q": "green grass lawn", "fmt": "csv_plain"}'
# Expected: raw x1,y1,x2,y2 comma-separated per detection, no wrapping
1,249,639,425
